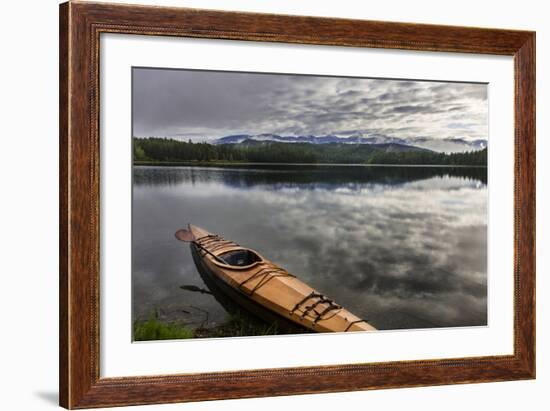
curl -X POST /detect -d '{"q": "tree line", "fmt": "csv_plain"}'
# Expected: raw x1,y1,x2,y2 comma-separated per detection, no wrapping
366,148,487,166
133,137,487,166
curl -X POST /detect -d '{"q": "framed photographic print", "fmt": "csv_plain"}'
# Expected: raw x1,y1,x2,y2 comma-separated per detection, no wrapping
59,1,535,408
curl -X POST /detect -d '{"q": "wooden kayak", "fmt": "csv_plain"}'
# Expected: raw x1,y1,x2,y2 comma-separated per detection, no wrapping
176,224,376,333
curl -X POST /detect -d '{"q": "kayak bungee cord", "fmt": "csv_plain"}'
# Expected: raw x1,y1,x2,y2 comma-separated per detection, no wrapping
290,291,343,324
238,264,296,296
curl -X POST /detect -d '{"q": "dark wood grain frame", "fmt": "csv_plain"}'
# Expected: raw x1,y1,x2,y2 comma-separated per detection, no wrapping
59,1,535,408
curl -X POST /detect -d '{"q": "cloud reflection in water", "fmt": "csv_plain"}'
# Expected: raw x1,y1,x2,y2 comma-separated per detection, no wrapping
133,165,487,331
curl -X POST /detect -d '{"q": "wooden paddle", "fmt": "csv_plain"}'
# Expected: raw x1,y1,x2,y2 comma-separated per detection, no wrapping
175,228,227,264
174,228,195,242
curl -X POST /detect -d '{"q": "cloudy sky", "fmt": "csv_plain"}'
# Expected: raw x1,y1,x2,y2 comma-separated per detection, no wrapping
133,67,488,143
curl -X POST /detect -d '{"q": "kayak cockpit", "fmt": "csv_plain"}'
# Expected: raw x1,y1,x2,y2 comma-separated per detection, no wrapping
218,249,262,267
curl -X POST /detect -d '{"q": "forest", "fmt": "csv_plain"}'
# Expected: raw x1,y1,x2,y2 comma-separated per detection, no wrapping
133,137,487,166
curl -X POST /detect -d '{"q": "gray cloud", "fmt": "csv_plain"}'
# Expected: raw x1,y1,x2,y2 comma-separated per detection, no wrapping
392,105,436,114
133,68,488,143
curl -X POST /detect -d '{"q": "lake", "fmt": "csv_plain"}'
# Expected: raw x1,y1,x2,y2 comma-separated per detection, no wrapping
132,164,487,333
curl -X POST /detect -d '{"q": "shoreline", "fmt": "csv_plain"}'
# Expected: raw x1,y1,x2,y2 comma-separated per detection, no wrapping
133,161,487,168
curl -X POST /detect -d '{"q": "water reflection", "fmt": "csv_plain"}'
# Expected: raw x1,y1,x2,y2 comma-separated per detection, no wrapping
132,165,487,332
134,164,487,188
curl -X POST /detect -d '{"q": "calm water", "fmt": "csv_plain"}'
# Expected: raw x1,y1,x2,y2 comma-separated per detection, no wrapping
132,165,487,332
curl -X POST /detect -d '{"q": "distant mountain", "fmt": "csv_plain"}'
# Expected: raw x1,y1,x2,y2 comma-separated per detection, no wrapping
408,137,487,153
215,133,486,153
371,143,432,153
216,133,348,145
235,138,432,153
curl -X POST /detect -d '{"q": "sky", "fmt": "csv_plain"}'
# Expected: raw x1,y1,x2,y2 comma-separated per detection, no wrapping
132,67,488,144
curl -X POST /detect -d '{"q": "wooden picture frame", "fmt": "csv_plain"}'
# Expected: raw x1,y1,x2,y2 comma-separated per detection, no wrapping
59,1,535,408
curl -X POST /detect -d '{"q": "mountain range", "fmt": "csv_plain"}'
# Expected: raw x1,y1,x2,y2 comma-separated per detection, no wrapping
215,133,487,153
235,138,431,154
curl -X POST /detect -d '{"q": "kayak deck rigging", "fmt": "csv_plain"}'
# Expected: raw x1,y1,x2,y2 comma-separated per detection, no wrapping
195,234,298,296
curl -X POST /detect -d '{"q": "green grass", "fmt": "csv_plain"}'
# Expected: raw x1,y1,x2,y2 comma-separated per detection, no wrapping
133,316,194,341
134,309,307,341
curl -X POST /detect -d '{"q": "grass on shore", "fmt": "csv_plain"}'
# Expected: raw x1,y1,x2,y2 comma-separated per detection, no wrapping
133,310,283,341
133,316,194,341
